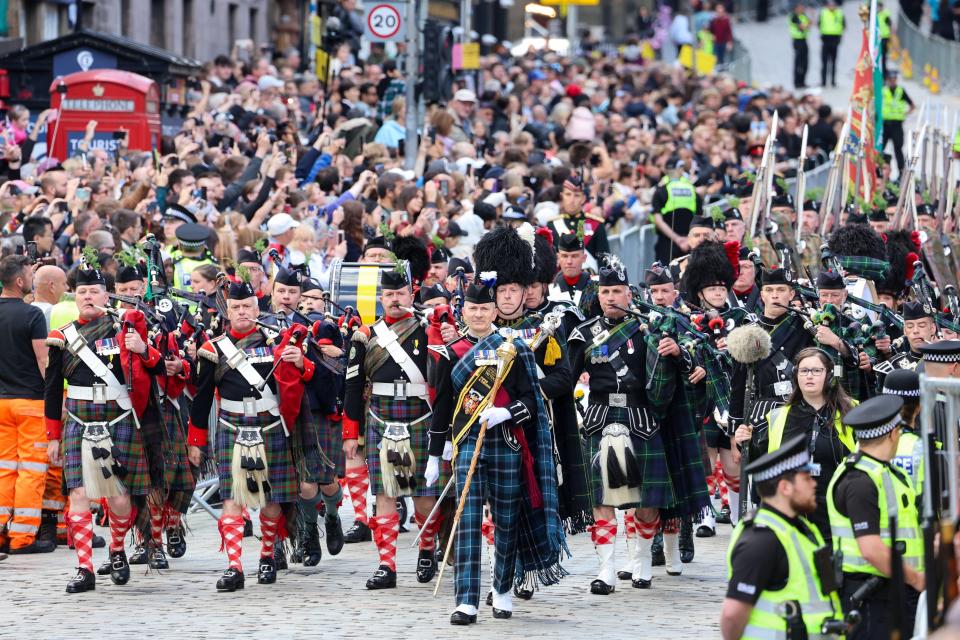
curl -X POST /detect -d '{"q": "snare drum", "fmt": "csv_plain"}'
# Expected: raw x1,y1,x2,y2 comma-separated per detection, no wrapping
328,259,412,325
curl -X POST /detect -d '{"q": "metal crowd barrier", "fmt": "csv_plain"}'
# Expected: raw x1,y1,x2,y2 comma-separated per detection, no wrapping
895,9,960,93
727,39,754,85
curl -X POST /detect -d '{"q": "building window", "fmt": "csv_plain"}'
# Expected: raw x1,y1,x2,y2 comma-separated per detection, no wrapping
250,7,259,43
228,3,238,47
121,0,131,36
150,0,165,48
184,0,195,57
43,4,60,40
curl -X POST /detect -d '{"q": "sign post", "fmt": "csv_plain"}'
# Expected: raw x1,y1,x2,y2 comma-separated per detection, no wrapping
364,1,405,42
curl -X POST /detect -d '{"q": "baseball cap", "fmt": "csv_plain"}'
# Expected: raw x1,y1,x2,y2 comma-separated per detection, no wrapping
257,75,285,91
453,89,477,103
267,213,300,236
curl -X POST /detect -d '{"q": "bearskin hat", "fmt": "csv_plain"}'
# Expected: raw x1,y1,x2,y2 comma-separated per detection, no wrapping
390,236,430,284
827,223,887,261
533,231,557,284
877,229,919,296
681,240,736,296
473,225,535,287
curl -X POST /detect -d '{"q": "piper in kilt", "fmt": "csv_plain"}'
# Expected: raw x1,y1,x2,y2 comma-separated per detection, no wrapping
427,274,566,625
343,264,449,590
568,255,696,594
186,276,316,592
45,258,162,594
271,270,346,567
548,231,600,320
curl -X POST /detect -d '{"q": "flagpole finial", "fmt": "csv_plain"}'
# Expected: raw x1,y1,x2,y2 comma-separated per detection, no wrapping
858,4,871,23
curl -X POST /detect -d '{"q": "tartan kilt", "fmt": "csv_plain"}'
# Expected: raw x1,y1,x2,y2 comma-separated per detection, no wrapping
298,411,344,486
365,394,450,497
62,398,150,496
215,410,298,505
583,405,674,510
160,397,196,494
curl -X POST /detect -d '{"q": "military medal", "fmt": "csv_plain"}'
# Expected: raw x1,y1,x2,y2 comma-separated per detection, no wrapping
627,338,634,355
412,339,419,356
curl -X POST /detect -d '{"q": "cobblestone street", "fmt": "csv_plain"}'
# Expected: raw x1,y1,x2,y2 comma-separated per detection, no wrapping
0,502,730,638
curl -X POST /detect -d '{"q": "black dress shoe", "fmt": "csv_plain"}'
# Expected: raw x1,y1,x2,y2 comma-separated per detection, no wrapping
492,608,513,619
416,548,437,583
716,505,731,524
616,569,633,580
325,514,344,555
365,565,397,589
632,577,652,589
97,558,112,576
513,585,533,600
651,531,665,567
258,556,277,584
274,544,288,571
91,534,106,549
149,547,169,570
165,526,187,558
344,520,372,543
66,568,96,593
590,579,615,595
216,567,245,592
8,539,56,554
449,611,477,625
486,591,493,606
129,544,148,565
109,550,130,585
679,519,695,564
695,524,716,538
302,527,322,567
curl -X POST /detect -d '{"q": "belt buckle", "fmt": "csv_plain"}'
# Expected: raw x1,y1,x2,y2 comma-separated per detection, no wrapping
242,397,258,417
92,383,107,405
393,380,407,400
236,427,262,447
609,393,627,408
384,422,411,441
85,422,108,439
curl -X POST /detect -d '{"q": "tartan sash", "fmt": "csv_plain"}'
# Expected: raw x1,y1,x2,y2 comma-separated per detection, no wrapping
364,316,421,379
62,316,115,379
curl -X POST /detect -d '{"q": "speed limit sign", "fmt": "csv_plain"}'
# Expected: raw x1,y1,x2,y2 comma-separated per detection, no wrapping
364,1,404,42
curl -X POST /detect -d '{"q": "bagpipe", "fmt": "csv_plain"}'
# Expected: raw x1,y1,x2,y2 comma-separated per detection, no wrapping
254,310,346,377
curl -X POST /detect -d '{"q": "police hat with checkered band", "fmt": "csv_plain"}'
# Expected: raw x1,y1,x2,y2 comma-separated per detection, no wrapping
919,340,960,364
842,395,903,440
881,368,920,398
745,433,816,482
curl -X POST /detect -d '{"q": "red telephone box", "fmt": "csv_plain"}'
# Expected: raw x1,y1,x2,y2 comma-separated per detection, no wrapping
47,69,161,161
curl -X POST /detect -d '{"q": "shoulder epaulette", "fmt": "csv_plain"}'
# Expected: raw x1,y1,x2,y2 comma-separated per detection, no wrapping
351,326,370,345
46,328,66,348
198,341,218,362
585,212,606,224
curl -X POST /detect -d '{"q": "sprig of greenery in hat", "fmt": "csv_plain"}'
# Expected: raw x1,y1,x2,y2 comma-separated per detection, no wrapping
254,237,268,254
576,219,585,242
804,187,824,202
115,245,144,269
235,264,252,284
81,246,101,270
378,222,395,243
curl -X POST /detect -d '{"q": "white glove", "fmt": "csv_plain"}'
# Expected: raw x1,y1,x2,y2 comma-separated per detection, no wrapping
479,406,512,428
442,440,454,462
425,456,441,487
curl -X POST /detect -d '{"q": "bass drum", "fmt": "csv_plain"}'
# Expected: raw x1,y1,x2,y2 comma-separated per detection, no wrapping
327,259,412,325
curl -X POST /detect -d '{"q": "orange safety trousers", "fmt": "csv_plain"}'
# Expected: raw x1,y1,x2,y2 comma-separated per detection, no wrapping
0,398,49,549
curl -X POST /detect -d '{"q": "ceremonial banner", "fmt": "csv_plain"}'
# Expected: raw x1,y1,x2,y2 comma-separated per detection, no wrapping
847,27,878,202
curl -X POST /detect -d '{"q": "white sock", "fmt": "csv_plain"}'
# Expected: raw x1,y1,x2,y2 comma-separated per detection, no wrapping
699,510,716,531
492,590,513,612
456,604,478,616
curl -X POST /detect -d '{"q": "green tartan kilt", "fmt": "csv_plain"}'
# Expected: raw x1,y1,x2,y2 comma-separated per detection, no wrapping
583,405,675,510
364,394,450,497
215,410,299,505
160,397,196,494
63,398,150,496
298,411,344,486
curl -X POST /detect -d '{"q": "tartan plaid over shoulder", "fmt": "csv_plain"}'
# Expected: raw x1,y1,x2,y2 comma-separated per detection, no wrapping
451,331,567,588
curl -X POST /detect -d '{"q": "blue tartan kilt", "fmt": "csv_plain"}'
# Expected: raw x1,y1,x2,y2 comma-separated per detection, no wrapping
215,410,299,505
62,398,150,496
299,412,344,486
160,397,196,494
365,395,449,497
583,405,675,510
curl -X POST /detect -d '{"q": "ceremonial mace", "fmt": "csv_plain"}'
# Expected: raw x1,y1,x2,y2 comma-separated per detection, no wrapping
433,340,518,596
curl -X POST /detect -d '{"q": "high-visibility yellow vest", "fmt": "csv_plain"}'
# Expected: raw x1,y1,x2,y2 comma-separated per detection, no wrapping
819,8,844,36
661,176,697,214
171,253,217,290
766,404,857,454
827,452,924,575
878,9,891,38
727,507,843,639
789,13,811,40
883,86,908,121
892,429,925,493
953,129,960,153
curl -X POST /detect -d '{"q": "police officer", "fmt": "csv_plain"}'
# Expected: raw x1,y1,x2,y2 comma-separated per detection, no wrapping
721,434,844,640
827,395,925,639
818,0,844,88
881,369,927,495
878,0,892,74
881,70,915,178
651,158,700,264
170,223,217,291
789,2,811,89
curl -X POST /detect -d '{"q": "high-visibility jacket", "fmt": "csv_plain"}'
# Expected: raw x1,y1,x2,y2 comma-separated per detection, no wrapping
727,507,843,639
661,176,697,214
171,253,217,290
789,13,811,40
827,452,923,575
892,429,925,492
766,404,857,454
883,86,908,121
819,8,844,36
878,8,891,38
